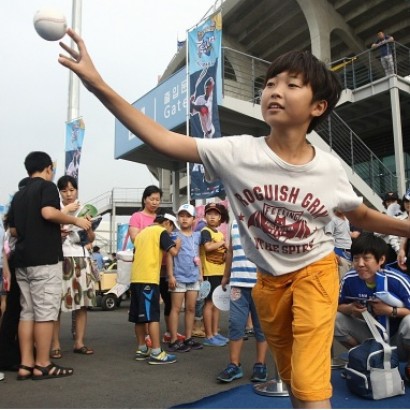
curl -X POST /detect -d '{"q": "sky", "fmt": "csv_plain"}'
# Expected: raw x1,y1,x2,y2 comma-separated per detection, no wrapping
0,0,218,206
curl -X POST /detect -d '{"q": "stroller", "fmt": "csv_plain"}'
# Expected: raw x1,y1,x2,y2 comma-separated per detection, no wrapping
97,250,133,310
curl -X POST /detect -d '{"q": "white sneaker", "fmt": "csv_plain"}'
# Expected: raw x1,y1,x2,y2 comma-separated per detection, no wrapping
0,372,4,381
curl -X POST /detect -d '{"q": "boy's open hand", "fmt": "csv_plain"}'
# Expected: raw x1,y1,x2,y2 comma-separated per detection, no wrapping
58,28,103,94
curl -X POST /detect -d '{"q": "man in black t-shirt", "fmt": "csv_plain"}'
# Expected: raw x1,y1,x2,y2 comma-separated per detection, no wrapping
8,151,91,380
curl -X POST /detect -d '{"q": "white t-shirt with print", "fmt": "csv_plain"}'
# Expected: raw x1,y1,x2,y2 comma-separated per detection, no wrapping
197,135,362,276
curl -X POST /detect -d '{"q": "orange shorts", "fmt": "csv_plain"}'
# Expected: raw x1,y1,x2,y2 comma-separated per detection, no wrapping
252,253,339,402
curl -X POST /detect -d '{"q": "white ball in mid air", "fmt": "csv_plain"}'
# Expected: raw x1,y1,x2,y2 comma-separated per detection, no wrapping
33,8,67,41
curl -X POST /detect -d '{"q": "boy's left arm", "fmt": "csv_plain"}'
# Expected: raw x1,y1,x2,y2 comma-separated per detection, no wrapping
166,252,176,290
2,249,11,291
398,237,408,270
370,299,410,318
345,204,410,237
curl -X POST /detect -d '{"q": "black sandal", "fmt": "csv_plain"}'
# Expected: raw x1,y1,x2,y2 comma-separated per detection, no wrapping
73,346,94,355
16,364,34,381
32,362,74,380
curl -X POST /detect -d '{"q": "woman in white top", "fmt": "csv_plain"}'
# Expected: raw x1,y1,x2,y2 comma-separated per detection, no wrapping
51,175,97,358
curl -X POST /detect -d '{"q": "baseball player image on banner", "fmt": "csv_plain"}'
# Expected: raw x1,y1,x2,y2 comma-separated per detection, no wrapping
188,11,224,199
117,223,134,251
65,117,85,180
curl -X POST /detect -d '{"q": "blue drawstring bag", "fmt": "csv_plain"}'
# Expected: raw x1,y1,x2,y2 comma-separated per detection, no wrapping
345,312,405,400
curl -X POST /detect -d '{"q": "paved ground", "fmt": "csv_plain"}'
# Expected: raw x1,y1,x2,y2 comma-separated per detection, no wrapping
1,299,347,409
0,300,279,409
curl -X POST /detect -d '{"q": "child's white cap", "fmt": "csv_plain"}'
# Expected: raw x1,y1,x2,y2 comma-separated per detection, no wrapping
164,213,180,230
177,204,195,217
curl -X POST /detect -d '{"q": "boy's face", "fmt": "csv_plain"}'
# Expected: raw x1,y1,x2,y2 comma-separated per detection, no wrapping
177,211,194,229
164,220,175,233
352,253,385,283
205,210,221,227
261,71,326,132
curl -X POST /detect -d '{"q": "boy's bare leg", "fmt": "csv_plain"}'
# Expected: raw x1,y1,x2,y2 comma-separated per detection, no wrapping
211,305,220,335
148,322,161,349
169,293,183,341
33,321,54,367
256,340,268,364
18,320,34,376
288,390,330,409
184,291,197,338
51,319,61,351
229,339,243,365
203,300,213,337
135,323,146,346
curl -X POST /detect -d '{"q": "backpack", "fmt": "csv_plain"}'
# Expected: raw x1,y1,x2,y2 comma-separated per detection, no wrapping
345,311,405,400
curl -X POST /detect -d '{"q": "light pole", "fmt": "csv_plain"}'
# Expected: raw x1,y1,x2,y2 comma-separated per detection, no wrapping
68,0,82,340
67,0,82,122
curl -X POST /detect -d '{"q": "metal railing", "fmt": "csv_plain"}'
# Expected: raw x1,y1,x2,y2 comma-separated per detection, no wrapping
84,187,146,212
222,47,269,104
315,113,397,196
331,41,410,90
221,46,399,197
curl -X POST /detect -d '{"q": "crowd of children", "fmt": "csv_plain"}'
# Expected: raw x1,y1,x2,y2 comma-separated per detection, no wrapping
129,199,233,363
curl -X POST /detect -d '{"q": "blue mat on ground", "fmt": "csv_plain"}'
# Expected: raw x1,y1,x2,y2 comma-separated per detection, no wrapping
173,368,409,409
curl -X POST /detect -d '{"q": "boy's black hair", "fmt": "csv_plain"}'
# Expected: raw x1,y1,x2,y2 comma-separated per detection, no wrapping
57,175,78,191
154,211,176,229
264,50,342,133
157,206,173,215
24,151,53,176
351,232,388,262
382,191,399,209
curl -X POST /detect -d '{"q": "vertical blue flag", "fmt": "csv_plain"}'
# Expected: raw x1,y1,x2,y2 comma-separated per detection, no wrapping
188,12,224,199
65,118,85,181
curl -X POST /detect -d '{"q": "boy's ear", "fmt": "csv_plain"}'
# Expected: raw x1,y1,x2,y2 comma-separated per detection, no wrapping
45,165,54,180
311,99,328,117
379,255,386,266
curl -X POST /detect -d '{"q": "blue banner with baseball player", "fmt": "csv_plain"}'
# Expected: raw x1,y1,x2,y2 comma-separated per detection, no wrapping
65,118,85,181
188,11,225,199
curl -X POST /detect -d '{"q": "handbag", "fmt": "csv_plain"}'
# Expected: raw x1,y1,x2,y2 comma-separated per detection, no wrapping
345,310,405,400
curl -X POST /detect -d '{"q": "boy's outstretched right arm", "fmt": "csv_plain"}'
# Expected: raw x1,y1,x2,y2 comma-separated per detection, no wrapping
58,29,201,164
41,206,91,231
